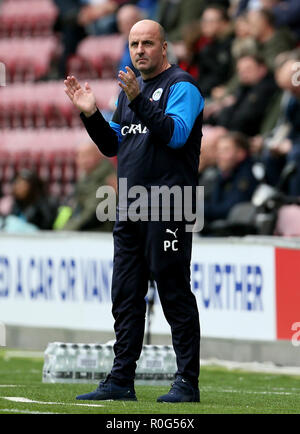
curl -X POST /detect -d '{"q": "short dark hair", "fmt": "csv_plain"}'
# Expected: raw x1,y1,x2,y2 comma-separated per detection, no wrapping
257,8,276,27
203,4,230,22
237,52,267,67
220,131,250,154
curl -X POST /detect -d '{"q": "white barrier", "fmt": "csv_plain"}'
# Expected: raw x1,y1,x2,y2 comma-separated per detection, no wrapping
0,232,299,342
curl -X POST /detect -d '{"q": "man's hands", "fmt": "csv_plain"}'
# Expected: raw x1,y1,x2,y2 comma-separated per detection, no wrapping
64,76,97,118
118,67,140,102
64,68,140,117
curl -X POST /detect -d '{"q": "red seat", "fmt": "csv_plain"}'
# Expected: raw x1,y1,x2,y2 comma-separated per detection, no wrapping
0,0,58,37
0,127,90,200
0,37,59,82
0,80,118,128
0,128,88,156
275,205,300,236
68,34,125,79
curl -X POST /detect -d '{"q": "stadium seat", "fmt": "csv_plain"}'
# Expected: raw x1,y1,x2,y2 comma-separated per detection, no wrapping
0,2,120,203
275,205,300,236
68,34,125,79
0,37,59,82
0,0,58,37
0,128,88,199
0,80,119,128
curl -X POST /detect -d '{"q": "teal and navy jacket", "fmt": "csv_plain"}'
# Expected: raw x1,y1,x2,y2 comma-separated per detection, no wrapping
81,64,204,206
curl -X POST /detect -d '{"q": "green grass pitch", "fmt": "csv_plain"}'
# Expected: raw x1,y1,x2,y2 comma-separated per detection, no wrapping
0,348,300,414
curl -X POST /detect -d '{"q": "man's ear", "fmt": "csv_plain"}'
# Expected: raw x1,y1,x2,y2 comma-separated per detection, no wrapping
162,41,168,55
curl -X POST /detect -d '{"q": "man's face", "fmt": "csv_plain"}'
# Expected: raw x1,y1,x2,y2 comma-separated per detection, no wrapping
13,178,31,200
234,15,250,38
129,22,167,78
237,57,265,85
200,9,224,39
216,137,242,174
247,11,265,40
117,6,141,38
261,0,279,8
76,144,100,174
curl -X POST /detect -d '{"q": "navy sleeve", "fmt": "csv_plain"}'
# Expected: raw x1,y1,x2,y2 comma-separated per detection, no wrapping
128,81,204,149
80,109,119,157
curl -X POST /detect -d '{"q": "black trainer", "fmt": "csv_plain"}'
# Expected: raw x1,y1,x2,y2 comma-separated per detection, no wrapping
157,376,200,403
76,375,137,401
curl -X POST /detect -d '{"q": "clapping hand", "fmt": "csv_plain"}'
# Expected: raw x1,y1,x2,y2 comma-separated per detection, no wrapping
64,76,97,117
118,67,140,102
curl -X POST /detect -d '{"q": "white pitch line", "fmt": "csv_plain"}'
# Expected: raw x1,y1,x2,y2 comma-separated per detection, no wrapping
219,389,293,396
0,408,59,415
202,386,296,396
2,397,104,408
0,385,19,388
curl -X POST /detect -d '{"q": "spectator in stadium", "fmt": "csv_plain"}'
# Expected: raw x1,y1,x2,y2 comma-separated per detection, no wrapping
247,8,296,71
261,0,300,40
77,0,157,35
156,0,206,43
205,54,279,136
0,169,58,231
231,12,257,60
174,4,234,83
254,49,300,195
235,0,267,15
198,126,226,202
77,0,128,35
216,6,294,103
116,4,145,75
193,4,235,97
53,0,87,78
54,141,117,231
204,131,258,225
200,11,257,103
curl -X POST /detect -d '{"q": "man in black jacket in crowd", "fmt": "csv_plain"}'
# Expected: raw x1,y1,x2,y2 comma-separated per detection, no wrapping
204,131,258,226
195,4,234,97
207,54,279,136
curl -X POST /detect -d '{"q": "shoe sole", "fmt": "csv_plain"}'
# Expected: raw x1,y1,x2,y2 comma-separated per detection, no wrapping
157,395,200,403
113,397,137,401
157,400,200,403
76,395,137,401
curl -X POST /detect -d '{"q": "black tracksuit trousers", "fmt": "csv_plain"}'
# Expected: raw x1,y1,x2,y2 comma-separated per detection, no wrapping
109,216,200,388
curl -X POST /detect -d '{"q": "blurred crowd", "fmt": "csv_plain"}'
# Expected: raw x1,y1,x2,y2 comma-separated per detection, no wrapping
0,141,118,233
0,0,300,236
